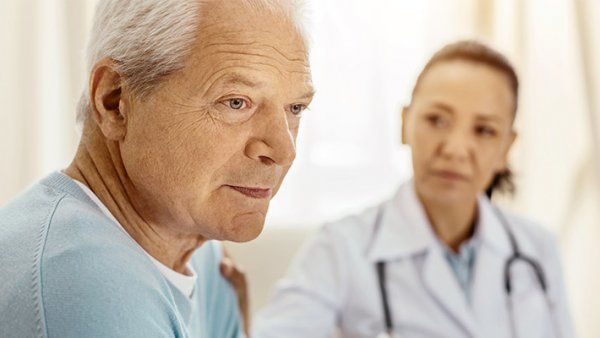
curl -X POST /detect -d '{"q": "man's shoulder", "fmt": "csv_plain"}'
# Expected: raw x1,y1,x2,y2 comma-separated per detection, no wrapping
0,173,108,252
41,211,166,292
191,240,221,272
40,198,186,336
191,240,232,295
0,179,68,245
190,241,243,338
0,178,184,337
0,176,148,271
39,187,176,309
41,235,183,337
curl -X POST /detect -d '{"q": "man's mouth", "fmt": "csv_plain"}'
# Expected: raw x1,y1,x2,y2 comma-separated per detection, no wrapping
226,185,272,199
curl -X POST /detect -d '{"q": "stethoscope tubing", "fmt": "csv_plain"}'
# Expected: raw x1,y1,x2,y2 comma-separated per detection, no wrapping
375,206,562,338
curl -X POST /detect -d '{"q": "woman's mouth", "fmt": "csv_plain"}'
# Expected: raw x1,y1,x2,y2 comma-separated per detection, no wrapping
432,170,469,181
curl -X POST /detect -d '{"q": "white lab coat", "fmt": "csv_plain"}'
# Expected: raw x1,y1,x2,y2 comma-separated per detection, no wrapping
253,181,576,338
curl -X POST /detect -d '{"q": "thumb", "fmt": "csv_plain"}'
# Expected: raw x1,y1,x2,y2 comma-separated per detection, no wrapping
220,258,234,277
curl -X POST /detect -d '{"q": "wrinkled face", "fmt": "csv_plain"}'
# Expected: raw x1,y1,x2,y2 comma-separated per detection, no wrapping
120,1,313,242
403,60,516,205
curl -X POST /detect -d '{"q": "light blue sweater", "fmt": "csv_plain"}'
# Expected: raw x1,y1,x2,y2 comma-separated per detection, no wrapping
0,172,243,338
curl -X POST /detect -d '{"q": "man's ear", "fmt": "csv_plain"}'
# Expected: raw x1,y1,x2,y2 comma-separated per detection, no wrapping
89,58,128,140
401,106,410,145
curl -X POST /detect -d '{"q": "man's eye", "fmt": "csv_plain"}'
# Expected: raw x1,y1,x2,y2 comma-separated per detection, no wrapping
290,104,306,116
227,98,247,110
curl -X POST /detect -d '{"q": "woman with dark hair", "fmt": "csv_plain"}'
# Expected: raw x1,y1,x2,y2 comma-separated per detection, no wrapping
252,41,575,338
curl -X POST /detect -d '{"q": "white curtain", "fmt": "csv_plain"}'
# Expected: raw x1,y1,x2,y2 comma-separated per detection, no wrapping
469,2,600,336
561,1,600,337
0,0,94,203
1,0,599,336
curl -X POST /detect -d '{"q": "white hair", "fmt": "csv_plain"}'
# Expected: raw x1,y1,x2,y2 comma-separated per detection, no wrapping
76,0,309,130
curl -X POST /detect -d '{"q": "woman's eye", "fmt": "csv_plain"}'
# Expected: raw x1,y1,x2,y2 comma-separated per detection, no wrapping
290,104,307,116
427,114,447,128
227,98,247,110
476,125,497,137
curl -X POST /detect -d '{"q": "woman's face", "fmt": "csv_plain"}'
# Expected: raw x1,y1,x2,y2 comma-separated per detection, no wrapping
403,60,517,205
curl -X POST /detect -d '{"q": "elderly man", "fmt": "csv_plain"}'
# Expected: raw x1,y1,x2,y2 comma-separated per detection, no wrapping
0,0,313,337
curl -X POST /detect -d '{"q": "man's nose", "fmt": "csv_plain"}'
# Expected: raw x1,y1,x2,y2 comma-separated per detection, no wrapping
244,106,296,167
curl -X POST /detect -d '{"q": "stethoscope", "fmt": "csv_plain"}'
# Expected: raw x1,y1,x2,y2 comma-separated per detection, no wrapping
373,202,564,338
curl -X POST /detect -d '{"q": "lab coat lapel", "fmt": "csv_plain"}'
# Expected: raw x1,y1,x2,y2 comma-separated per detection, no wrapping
422,245,478,336
477,196,513,256
366,181,432,262
470,244,511,337
398,181,477,335
421,195,512,333
470,196,515,336
368,181,479,335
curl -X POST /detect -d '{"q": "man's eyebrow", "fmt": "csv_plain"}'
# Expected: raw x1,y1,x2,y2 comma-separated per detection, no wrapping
215,73,316,100
220,73,264,88
298,88,316,101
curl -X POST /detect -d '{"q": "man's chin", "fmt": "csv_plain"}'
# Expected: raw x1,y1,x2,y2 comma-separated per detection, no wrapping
221,211,266,242
226,231,263,243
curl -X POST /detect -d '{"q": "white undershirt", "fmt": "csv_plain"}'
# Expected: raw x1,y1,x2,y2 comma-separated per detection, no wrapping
71,179,197,298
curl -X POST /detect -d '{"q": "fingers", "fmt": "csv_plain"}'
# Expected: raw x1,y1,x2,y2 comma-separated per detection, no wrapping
222,245,232,259
218,247,251,336
220,255,247,292
220,257,234,277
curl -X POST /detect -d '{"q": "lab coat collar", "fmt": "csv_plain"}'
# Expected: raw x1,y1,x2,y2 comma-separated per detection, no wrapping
366,180,437,262
477,194,513,256
367,180,513,263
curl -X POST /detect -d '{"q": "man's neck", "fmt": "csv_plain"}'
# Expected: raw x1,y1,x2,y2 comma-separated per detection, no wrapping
64,124,205,274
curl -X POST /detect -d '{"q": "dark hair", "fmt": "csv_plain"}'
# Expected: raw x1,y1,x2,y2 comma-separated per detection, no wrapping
410,40,519,197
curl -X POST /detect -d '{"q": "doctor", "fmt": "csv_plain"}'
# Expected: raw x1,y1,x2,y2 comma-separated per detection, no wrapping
252,41,576,338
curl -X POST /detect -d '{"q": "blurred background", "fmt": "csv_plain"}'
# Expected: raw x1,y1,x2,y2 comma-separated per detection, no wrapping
1,0,599,336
